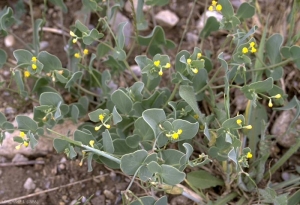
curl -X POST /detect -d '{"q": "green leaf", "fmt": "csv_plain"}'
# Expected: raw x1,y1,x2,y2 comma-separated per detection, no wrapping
154,196,168,205
16,115,38,132
13,49,32,66
147,161,162,173
112,106,122,125
87,153,94,172
135,55,152,70
222,115,245,129
0,7,15,33
130,196,156,205
125,134,142,148
96,42,112,58
136,0,148,30
2,121,14,133
247,77,273,93
82,29,104,45
111,89,133,114
182,143,193,162
290,46,300,68
13,70,27,97
33,19,43,54
161,149,184,169
74,129,94,145
39,92,63,107
133,117,155,140
120,150,148,175
145,0,169,6
38,51,63,72
75,20,89,33
88,109,110,122
0,49,7,68
0,112,7,125
172,119,199,140
53,138,69,153
179,85,203,121
116,22,127,49
200,16,220,38
142,109,166,137
219,0,234,19
69,145,77,159
29,132,38,149
49,0,68,13
65,71,83,88
102,129,114,153
187,170,224,189
236,2,255,20
161,164,185,185
266,34,283,69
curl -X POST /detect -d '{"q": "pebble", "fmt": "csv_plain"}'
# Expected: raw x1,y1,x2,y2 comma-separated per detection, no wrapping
5,107,16,114
130,65,142,77
281,172,290,181
4,35,15,47
155,10,179,28
91,195,105,205
0,170,2,176
186,32,198,44
104,190,114,200
109,171,116,181
110,12,132,48
58,163,66,170
40,41,49,50
170,195,189,205
23,177,36,190
12,153,29,163
69,200,77,205
60,157,67,163
197,11,223,30
3,70,10,77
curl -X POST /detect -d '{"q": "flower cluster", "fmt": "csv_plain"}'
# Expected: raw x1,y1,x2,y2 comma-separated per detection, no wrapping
268,94,282,108
186,52,204,74
74,49,89,59
24,70,30,78
236,119,252,129
166,129,183,140
15,131,29,150
153,60,171,76
95,113,111,131
31,56,37,70
208,1,222,12
242,42,257,54
70,31,78,44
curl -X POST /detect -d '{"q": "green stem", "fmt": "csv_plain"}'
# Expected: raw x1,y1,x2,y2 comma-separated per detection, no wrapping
162,83,179,109
177,0,197,53
29,0,37,55
264,138,300,180
247,58,293,72
126,166,142,191
196,66,222,95
74,83,101,97
9,32,32,51
82,145,121,164
213,192,238,205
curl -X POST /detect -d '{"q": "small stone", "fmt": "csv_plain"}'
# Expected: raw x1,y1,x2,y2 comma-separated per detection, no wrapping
170,195,189,205
197,11,223,30
12,153,29,163
60,157,67,163
272,109,299,148
115,182,128,191
186,32,198,44
58,163,66,170
281,172,290,181
5,107,16,114
155,10,179,28
91,195,105,205
3,71,10,77
130,65,141,77
100,176,106,182
109,171,116,181
23,177,36,190
104,190,114,200
40,41,49,50
0,170,2,176
34,188,43,193
62,195,68,202
4,35,15,47
69,200,77,205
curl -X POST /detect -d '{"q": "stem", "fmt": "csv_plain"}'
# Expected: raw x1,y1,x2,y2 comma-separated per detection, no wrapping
177,0,197,53
9,32,32,51
264,138,300,180
162,83,179,109
247,58,293,72
213,192,238,205
125,166,142,191
195,66,222,95
29,0,37,55
82,145,121,164
74,83,101,97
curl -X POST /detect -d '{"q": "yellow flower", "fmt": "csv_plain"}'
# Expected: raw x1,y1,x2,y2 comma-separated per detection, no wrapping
57,70,64,75
154,60,160,67
244,125,252,130
171,133,179,140
104,124,111,129
187,58,192,65
208,5,214,11
194,114,199,119
74,53,81,58
24,71,30,78
268,99,273,108
83,49,89,55
165,63,171,69
212,1,217,6
273,94,281,99
15,144,21,150
236,119,242,125
20,132,26,138
23,141,29,147
99,114,104,122
250,42,256,48
197,53,202,59
242,47,248,54
158,70,163,76
216,4,222,11
250,47,257,53
72,38,77,44
32,64,37,70
246,152,252,159
89,140,95,147
192,68,198,74
177,129,183,135
31,57,37,63
95,125,102,131
70,31,76,37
